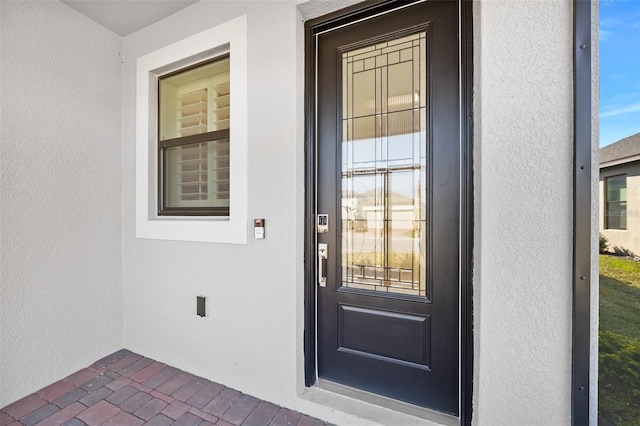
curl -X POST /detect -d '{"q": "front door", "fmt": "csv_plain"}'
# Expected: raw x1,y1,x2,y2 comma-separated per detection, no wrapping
315,0,461,415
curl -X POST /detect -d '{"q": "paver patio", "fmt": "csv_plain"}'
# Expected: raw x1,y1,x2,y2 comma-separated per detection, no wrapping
0,350,328,426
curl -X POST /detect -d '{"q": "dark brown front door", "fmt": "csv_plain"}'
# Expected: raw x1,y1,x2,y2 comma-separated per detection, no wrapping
315,0,461,415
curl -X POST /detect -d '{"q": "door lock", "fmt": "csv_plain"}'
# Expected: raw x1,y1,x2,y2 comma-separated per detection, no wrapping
317,214,329,233
318,243,328,287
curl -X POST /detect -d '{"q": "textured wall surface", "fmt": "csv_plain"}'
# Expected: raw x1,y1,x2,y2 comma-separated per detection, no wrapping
0,1,123,407
121,0,302,414
0,0,587,423
121,2,426,425
122,1,578,425
296,0,363,20
472,1,574,425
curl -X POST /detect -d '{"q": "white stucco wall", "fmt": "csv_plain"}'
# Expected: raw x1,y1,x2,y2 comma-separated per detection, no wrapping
121,1,578,425
0,1,123,407
121,0,303,412
122,3,430,425
0,0,588,423
472,1,574,425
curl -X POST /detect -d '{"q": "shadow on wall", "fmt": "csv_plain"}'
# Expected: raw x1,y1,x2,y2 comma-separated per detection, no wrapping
600,234,636,258
610,246,637,258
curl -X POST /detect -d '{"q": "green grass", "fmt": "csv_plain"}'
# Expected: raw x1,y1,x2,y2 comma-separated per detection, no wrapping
600,256,640,338
599,255,640,425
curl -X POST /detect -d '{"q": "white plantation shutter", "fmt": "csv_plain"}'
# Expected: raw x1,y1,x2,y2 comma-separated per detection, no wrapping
213,81,230,130
160,57,230,213
210,139,230,201
177,88,209,137
176,143,209,202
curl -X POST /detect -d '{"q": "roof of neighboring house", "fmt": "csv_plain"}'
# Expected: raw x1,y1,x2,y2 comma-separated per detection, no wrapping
600,132,640,168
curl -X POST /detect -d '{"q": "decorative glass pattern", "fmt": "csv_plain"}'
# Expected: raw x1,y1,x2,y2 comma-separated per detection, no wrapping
341,32,428,297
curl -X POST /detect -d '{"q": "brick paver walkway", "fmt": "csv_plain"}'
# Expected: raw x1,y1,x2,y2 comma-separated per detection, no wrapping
1,350,328,426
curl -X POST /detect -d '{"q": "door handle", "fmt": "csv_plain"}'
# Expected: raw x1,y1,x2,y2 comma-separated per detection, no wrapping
318,243,328,287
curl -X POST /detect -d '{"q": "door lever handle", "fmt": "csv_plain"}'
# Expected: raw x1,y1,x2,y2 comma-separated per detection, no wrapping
318,243,328,287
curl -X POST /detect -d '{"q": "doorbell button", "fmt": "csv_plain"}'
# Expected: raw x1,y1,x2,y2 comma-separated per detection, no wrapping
254,219,265,239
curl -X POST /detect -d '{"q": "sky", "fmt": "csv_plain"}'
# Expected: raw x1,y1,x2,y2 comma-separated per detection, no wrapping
600,0,640,147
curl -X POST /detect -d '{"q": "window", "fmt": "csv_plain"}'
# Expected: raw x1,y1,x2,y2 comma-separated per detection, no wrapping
158,57,230,216
606,174,627,229
136,15,247,244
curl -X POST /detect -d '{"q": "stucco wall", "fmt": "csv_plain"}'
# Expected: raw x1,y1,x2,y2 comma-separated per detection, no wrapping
0,1,123,407
121,0,303,412
121,1,577,425
472,1,574,425
122,3,435,424
600,163,640,255
0,0,584,423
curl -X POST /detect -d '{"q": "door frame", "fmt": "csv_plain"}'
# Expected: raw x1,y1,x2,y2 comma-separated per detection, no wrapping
303,1,474,423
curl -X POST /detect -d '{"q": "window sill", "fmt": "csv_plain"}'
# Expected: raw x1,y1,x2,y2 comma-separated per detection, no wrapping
136,214,246,244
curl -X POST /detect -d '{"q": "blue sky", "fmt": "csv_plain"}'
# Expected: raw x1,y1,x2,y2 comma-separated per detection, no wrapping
600,0,640,147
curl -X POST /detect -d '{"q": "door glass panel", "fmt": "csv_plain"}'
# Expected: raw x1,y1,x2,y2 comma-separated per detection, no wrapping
341,32,427,297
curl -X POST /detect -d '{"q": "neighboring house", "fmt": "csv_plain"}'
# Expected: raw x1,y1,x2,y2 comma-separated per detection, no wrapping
0,1,598,425
600,133,640,255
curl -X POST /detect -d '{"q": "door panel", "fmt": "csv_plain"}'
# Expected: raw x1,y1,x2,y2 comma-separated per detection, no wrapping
316,0,460,415
338,304,431,368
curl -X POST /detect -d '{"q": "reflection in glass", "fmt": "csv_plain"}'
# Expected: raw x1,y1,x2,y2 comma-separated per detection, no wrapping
341,32,428,297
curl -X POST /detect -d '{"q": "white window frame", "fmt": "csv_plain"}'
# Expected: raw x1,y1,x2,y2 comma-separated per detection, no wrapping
136,15,247,244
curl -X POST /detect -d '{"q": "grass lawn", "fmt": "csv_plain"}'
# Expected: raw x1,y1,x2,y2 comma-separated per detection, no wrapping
599,255,640,425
